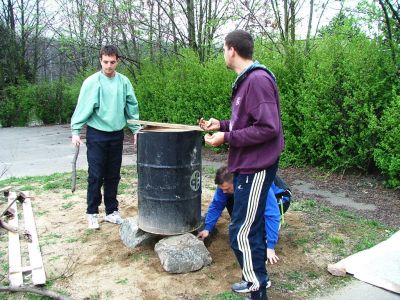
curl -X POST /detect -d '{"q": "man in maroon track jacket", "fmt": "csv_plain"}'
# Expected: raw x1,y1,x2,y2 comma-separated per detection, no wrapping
199,30,284,300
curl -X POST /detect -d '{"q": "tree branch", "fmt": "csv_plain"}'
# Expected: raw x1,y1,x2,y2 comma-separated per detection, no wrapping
0,285,73,300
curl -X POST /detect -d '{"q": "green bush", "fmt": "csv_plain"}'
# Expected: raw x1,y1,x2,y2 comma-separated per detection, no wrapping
374,94,400,188
0,83,35,127
255,42,306,165
0,80,81,127
298,30,394,171
134,49,233,125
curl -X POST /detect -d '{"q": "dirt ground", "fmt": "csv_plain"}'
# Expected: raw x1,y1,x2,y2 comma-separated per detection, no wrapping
2,145,399,300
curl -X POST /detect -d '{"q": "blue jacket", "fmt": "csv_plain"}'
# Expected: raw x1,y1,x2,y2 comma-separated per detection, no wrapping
204,182,282,249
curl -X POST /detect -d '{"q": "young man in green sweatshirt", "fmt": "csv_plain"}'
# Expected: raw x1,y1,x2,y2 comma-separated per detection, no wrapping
70,45,140,229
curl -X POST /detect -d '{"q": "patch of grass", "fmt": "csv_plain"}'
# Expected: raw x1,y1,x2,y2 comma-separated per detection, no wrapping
40,233,62,246
294,236,311,247
287,271,304,283
89,293,100,300
80,229,97,243
115,278,128,285
130,251,151,263
118,182,129,194
61,201,74,209
306,271,320,279
207,273,216,280
36,210,49,217
65,237,79,243
62,193,73,199
1,262,9,273
337,210,356,220
203,166,218,177
291,199,317,211
212,291,243,300
49,255,62,262
19,184,34,191
276,281,297,291
328,234,345,248
353,236,376,252
0,170,88,192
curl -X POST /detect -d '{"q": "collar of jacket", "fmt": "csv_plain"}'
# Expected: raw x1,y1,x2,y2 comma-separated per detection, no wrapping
231,61,276,95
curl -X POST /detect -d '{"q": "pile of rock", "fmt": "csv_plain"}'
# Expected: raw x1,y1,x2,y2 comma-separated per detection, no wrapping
120,216,212,274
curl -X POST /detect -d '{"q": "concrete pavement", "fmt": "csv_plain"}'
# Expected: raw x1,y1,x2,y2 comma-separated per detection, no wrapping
0,125,136,179
0,125,398,300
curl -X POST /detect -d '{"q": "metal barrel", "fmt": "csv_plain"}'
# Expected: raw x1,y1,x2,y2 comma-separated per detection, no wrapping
137,128,202,235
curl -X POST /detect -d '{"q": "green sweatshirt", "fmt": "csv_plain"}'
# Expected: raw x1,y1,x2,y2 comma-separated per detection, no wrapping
71,71,140,135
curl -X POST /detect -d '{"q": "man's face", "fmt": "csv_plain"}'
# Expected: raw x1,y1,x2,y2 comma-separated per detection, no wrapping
223,43,233,69
100,54,118,77
219,181,234,194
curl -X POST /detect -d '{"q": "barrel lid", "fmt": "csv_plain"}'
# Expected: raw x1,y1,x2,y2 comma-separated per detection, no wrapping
128,119,203,132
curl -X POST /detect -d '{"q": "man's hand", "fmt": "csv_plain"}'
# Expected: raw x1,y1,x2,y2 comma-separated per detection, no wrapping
199,117,220,131
204,132,224,147
133,134,137,146
197,230,209,240
71,135,82,146
266,248,279,264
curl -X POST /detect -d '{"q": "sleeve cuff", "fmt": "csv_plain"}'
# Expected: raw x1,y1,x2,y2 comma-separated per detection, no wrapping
204,224,214,232
224,132,230,143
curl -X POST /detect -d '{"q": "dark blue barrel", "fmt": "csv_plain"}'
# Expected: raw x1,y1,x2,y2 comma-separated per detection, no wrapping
137,128,202,235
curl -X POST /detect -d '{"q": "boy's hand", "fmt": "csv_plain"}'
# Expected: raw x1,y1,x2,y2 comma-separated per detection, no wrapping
266,248,279,264
197,230,209,240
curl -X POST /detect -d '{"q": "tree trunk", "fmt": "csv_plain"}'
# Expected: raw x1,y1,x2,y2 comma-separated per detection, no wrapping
7,0,17,83
149,0,155,62
378,0,397,67
304,0,313,55
290,0,295,44
169,0,178,53
186,0,197,50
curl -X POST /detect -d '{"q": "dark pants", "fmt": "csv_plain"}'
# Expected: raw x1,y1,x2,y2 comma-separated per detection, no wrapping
229,160,279,291
86,126,124,215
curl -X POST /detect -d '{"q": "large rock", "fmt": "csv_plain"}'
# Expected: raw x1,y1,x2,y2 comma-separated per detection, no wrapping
154,233,212,274
119,216,158,248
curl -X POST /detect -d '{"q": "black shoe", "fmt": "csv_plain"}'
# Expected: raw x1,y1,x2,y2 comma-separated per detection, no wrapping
245,288,268,300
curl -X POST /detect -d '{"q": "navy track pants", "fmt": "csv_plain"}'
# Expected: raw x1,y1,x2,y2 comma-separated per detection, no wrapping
229,160,278,291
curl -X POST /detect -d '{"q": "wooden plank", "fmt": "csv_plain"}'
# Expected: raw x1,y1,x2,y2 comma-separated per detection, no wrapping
22,193,46,286
128,119,203,131
0,186,11,193
8,192,23,287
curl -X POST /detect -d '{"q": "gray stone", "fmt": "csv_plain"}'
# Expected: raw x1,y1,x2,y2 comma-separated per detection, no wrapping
119,216,158,248
154,233,212,274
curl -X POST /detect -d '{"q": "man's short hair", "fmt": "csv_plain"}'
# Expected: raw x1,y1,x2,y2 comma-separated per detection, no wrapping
99,45,119,59
214,165,233,185
225,30,254,59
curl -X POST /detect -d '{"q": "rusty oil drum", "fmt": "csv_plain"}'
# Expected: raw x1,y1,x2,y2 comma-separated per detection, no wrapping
136,128,202,235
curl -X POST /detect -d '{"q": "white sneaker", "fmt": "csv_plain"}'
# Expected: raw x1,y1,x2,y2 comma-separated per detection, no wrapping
104,211,123,224
232,280,271,293
87,214,100,229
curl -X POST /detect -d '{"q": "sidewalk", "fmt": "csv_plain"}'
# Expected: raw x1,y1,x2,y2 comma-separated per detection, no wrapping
0,125,398,300
0,125,221,179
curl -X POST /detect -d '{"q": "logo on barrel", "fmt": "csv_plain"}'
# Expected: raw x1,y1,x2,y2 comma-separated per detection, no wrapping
190,170,201,191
